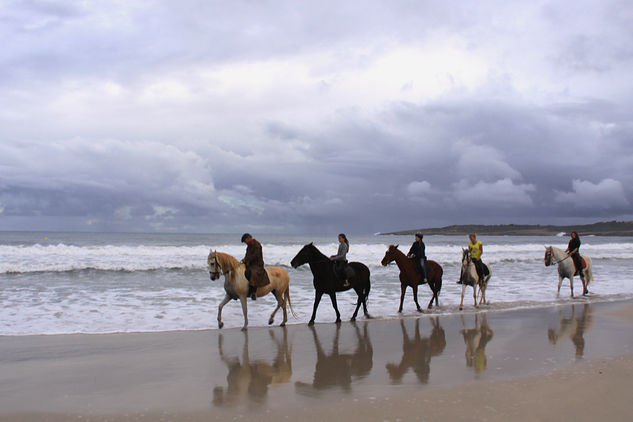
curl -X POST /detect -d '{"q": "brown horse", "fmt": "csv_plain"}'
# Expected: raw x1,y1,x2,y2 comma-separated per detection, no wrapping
380,245,443,312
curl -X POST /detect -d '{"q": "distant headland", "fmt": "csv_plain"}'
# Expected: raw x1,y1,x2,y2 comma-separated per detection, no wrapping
379,220,633,236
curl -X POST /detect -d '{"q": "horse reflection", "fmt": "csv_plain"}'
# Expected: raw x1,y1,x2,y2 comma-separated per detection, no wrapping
386,317,446,384
547,304,593,358
295,322,373,395
461,313,494,373
213,328,292,407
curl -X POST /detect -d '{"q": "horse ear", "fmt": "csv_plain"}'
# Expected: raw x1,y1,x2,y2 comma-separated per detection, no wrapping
309,242,313,246
395,244,399,249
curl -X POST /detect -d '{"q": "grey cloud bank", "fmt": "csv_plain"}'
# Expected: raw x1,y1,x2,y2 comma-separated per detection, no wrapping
1,0,632,234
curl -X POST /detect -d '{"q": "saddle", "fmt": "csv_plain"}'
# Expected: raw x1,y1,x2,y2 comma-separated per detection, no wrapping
574,257,587,275
334,261,355,283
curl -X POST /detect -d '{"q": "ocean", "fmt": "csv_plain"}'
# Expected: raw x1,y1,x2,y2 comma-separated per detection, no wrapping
2,231,633,335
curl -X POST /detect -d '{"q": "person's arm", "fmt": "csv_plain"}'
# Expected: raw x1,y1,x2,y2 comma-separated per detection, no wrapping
407,242,417,258
331,243,348,261
479,242,483,257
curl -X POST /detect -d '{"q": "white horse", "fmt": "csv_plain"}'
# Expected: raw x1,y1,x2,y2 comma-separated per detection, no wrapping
459,249,491,310
208,250,296,331
544,246,593,297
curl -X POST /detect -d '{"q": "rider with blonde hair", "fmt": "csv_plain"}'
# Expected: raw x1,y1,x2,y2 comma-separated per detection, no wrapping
468,234,485,283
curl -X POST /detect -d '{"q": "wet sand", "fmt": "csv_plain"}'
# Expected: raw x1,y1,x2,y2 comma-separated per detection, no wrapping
1,300,633,421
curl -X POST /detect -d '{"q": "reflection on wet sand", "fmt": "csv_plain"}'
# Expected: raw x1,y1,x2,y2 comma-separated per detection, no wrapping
461,313,494,373
295,322,373,395
548,304,593,358
386,317,446,384
213,328,292,407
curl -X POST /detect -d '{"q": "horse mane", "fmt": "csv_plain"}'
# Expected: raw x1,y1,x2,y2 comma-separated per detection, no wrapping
306,243,328,260
216,251,242,273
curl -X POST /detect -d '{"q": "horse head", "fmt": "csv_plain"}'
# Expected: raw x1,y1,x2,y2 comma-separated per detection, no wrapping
544,246,553,266
461,248,472,270
380,244,399,266
208,249,221,281
290,242,321,268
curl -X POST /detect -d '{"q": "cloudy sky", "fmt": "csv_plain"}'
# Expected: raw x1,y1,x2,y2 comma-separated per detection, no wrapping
1,0,632,234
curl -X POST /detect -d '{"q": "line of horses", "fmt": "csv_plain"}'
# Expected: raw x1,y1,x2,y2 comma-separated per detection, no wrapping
207,243,594,331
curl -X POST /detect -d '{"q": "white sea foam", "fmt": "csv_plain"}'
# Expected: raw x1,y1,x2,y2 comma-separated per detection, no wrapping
2,241,633,274
2,233,633,335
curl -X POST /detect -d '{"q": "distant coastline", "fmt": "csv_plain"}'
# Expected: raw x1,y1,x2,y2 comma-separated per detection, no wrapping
380,220,633,236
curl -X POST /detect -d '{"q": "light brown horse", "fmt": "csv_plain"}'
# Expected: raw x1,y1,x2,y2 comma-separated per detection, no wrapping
208,250,296,331
380,245,443,312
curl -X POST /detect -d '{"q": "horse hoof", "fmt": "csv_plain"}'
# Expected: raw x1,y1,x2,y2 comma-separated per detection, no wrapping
350,317,356,322
397,310,403,314
241,327,248,332
268,319,274,325
335,319,342,325
365,314,373,319
280,322,286,327
459,306,463,311
308,320,315,326
218,322,224,329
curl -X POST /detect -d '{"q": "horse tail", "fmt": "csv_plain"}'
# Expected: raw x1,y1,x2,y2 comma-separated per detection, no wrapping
285,286,298,319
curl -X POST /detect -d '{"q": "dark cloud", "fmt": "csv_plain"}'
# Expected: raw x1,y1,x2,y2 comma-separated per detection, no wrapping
1,1,632,233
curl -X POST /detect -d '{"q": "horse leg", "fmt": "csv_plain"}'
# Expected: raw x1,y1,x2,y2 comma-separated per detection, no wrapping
459,283,466,311
426,280,436,310
580,272,588,295
570,276,574,297
239,295,248,331
473,282,478,307
351,288,362,322
329,291,342,324
217,294,231,329
268,290,283,326
412,284,422,312
362,286,371,318
557,275,563,297
398,283,406,313
280,288,288,327
308,290,324,326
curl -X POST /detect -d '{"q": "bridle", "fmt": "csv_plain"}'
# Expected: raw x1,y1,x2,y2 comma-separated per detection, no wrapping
209,253,223,279
544,247,570,266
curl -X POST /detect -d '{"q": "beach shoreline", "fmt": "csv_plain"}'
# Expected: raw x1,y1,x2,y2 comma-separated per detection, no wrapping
1,300,633,421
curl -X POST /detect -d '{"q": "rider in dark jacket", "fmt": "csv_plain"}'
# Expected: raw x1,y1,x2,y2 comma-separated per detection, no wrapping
241,233,270,300
407,233,427,282
566,231,583,279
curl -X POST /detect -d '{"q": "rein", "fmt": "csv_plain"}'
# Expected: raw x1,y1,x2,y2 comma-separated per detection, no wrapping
546,249,571,266
210,254,234,278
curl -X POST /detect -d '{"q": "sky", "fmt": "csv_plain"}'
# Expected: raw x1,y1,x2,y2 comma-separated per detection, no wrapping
1,0,632,234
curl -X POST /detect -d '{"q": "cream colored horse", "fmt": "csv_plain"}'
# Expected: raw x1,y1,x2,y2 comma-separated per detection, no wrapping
544,246,593,297
459,249,491,310
208,250,295,331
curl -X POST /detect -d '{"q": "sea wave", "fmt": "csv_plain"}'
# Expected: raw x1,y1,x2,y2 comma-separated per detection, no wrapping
2,241,633,274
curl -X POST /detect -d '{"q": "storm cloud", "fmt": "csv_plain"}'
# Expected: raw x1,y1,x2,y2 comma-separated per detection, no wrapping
1,0,632,233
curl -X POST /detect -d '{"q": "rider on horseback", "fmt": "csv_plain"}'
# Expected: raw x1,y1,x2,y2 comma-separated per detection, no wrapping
566,231,584,280
330,233,354,288
241,233,271,300
407,233,427,282
468,234,485,284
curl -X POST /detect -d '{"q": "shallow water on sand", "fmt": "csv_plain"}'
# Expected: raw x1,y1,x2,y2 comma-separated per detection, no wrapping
0,301,632,417
1,231,633,334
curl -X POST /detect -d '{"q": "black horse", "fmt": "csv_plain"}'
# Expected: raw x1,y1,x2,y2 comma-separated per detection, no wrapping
290,243,371,326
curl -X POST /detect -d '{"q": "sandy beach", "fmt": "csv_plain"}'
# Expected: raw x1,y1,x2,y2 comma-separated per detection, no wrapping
1,299,632,422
